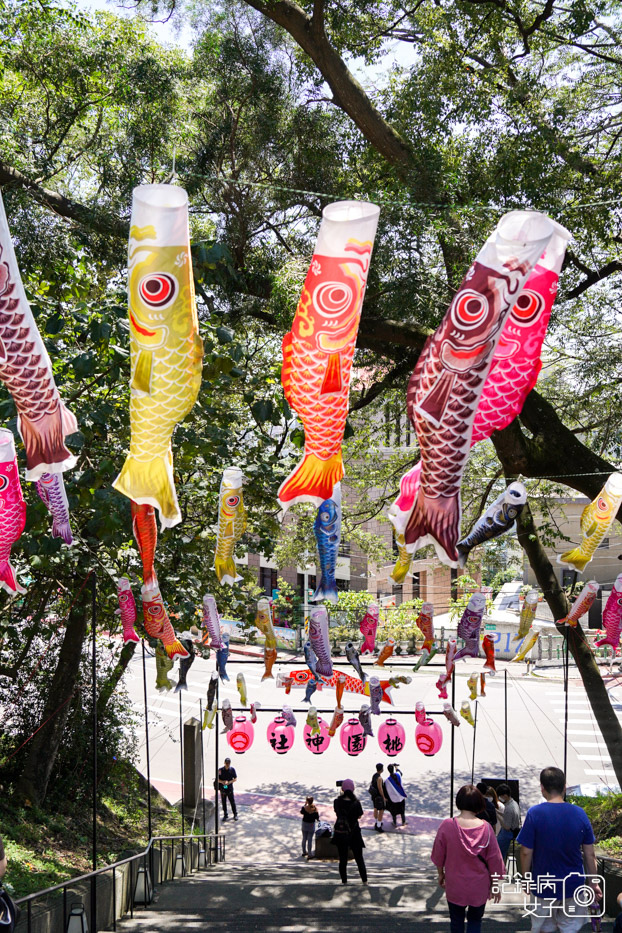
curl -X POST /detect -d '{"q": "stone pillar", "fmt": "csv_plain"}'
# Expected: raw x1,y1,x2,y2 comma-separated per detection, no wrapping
183,717,202,809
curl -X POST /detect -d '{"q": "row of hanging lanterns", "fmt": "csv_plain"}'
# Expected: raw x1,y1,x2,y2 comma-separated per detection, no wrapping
226,715,444,757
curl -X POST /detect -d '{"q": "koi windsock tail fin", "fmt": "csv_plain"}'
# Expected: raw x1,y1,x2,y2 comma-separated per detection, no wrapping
388,462,422,537
215,556,243,586
278,451,343,511
52,516,74,546
404,490,460,567
456,543,470,569
165,639,190,660
0,560,26,595
557,547,589,573
310,576,338,605
593,635,612,649
122,627,140,646
21,402,78,481
114,451,180,530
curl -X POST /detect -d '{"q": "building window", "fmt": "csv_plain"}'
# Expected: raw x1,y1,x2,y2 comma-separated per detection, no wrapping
336,578,350,592
260,567,278,597
392,584,403,606
338,541,351,557
561,569,575,589
297,572,316,599
411,572,420,600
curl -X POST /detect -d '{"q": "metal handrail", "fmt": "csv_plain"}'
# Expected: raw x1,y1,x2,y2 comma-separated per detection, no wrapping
14,831,226,933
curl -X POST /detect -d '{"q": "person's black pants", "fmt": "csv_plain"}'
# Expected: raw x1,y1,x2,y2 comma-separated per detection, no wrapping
337,841,367,883
220,787,237,818
447,901,486,932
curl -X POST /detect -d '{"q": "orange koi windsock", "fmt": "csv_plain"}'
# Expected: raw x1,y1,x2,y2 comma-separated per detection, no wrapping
559,580,599,628
278,202,380,509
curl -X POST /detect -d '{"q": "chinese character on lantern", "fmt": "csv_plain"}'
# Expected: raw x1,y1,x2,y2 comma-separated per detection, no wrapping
377,718,406,758
266,715,295,754
303,716,331,754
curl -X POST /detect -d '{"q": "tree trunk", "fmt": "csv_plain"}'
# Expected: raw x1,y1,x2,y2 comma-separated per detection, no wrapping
516,503,622,786
17,589,90,805
97,641,137,719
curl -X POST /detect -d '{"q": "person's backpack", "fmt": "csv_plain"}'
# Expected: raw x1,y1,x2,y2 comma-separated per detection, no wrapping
368,775,379,798
330,816,351,845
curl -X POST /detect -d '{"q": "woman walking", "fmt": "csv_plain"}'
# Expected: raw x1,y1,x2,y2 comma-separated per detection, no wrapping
431,784,504,932
333,779,367,885
300,796,319,858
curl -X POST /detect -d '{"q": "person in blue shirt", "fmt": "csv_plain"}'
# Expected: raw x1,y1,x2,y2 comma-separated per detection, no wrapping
518,766,602,933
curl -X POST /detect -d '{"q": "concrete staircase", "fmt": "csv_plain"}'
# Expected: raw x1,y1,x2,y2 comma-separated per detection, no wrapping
113,861,533,931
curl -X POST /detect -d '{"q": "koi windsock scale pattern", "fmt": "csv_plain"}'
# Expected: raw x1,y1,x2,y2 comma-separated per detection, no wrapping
0,428,27,594
0,193,78,481
558,473,622,573
278,201,380,509
594,574,622,650
214,467,246,585
388,221,569,540
113,185,203,529
404,212,554,565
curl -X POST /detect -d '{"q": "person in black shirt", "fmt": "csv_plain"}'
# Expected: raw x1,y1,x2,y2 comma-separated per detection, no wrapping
334,780,367,885
218,758,238,821
475,782,497,829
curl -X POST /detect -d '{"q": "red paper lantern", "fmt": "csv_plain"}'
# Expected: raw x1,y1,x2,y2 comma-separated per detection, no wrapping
266,715,295,754
303,716,331,755
339,717,367,756
415,717,443,756
377,718,406,757
227,715,254,754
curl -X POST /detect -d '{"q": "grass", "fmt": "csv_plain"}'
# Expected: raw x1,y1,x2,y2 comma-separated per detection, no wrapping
0,760,210,898
567,793,622,858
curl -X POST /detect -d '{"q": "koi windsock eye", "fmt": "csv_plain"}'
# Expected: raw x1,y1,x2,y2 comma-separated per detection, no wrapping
450,290,489,330
226,495,240,508
314,281,353,318
0,475,8,492
139,273,178,308
511,289,545,326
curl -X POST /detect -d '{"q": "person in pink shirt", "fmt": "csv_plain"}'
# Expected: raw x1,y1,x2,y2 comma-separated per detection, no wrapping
431,784,505,932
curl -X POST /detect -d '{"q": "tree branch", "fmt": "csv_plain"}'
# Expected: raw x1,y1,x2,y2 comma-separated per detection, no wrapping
240,0,416,175
565,259,622,299
350,354,419,412
0,159,128,239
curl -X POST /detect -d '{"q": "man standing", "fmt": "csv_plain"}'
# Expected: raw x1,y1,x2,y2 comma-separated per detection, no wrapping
369,763,386,832
495,783,521,862
518,766,602,933
384,764,407,826
218,758,238,822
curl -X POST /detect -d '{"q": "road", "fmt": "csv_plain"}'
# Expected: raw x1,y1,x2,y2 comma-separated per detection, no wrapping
121,645,622,820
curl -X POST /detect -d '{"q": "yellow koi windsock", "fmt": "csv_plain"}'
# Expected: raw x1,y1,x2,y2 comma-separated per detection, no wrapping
113,185,203,529
558,473,622,573
512,628,540,662
214,467,246,585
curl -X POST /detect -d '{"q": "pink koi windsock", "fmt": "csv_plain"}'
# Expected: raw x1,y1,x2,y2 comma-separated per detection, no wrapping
436,671,451,699
117,577,140,645
359,602,379,654
594,574,622,650
388,220,569,543
0,429,27,595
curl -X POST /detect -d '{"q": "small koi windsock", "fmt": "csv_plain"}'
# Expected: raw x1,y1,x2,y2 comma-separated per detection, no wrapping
328,706,344,736
306,706,320,735
480,673,486,697
443,703,460,727
250,701,261,723
467,673,478,700
460,701,475,726
335,673,346,707
415,701,426,725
